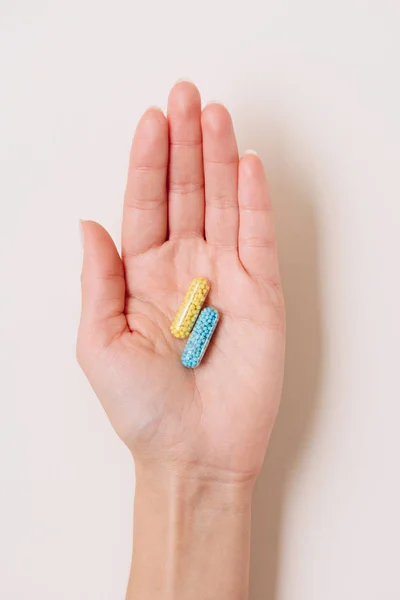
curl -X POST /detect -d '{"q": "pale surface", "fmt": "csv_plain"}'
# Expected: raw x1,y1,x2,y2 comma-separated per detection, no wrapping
1,1,399,598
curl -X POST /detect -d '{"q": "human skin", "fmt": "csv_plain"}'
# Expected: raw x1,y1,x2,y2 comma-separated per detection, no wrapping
77,81,286,599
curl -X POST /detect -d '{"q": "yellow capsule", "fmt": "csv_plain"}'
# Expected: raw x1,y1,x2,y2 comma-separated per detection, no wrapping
170,278,210,339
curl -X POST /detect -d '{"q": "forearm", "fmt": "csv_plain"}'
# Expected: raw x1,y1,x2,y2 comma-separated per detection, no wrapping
127,462,253,600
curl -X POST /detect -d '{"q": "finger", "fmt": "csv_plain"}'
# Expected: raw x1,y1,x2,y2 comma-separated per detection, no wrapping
238,152,280,283
167,81,204,239
201,103,239,249
78,220,127,361
122,108,168,258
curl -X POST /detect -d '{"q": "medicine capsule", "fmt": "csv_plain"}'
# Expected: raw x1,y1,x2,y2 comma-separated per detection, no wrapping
170,278,210,339
181,307,219,369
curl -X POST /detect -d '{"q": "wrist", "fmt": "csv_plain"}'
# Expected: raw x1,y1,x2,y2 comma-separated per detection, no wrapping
127,461,253,600
134,458,255,508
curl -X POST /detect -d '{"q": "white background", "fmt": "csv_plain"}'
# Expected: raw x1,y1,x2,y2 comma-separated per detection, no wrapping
1,1,399,598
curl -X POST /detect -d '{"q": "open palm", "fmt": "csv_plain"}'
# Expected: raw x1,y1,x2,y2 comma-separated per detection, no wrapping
77,82,285,482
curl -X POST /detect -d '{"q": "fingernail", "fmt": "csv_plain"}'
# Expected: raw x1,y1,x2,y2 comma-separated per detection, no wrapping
175,77,193,84
244,149,258,156
147,105,165,113
205,101,224,106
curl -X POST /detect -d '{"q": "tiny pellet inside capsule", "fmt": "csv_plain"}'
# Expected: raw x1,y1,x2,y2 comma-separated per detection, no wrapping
181,307,219,368
170,278,210,339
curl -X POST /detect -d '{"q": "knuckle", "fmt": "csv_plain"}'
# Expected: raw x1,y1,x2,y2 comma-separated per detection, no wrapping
169,179,204,195
127,195,166,211
207,191,237,209
239,236,276,250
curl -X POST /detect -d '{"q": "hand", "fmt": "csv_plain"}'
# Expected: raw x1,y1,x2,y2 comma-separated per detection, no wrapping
77,82,285,485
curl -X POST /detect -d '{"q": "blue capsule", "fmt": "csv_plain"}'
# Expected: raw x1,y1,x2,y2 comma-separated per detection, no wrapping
181,307,219,369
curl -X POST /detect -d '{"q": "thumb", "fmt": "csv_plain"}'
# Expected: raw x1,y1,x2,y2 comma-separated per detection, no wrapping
77,220,127,364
